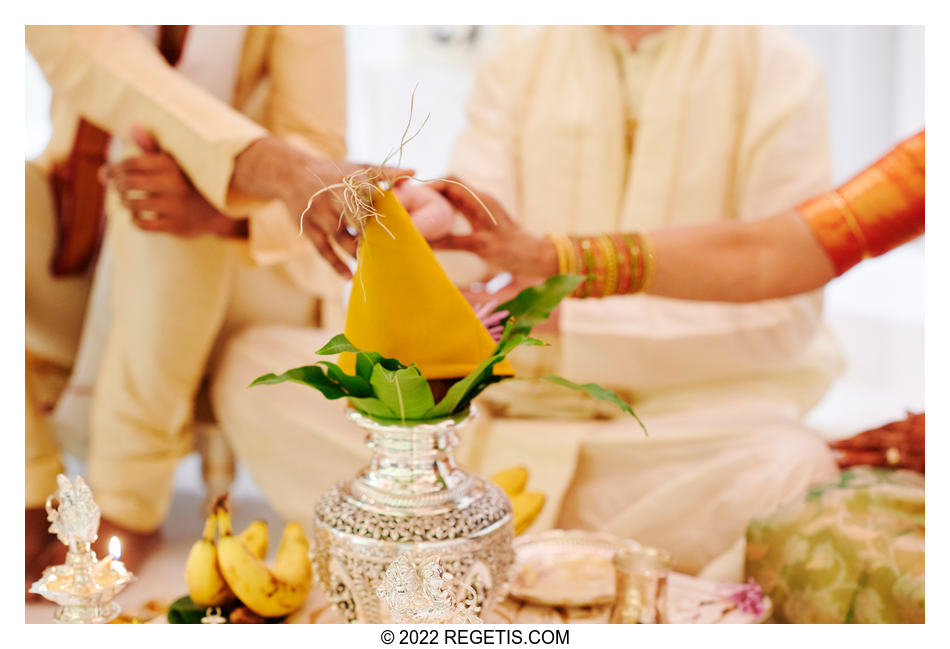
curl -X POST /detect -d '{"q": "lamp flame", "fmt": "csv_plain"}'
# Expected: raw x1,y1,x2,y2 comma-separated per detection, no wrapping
109,536,121,560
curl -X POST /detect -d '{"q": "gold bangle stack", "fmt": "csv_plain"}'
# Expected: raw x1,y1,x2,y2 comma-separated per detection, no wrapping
638,232,656,293
596,235,619,297
579,238,595,298
544,231,655,298
546,233,576,274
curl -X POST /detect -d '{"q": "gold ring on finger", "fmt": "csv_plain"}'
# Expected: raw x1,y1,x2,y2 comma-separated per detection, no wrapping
886,447,901,466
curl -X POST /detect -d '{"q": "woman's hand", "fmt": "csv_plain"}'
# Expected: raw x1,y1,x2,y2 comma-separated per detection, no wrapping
102,125,248,239
231,136,411,278
472,298,509,342
406,178,560,279
393,180,454,240
462,275,560,336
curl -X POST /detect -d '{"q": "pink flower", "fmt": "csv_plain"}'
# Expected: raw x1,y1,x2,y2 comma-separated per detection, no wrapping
719,578,766,618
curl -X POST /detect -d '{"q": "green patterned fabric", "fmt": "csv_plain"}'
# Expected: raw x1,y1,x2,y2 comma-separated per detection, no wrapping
746,467,924,623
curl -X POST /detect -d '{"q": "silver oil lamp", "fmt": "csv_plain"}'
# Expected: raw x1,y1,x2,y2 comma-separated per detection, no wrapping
29,475,135,623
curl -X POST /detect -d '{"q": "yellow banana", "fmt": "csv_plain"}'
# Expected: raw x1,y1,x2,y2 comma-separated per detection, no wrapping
491,466,529,498
215,504,312,617
185,513,232,606
184,506,269,606
238,519,269,559
492,466,545,535
512,491,545,535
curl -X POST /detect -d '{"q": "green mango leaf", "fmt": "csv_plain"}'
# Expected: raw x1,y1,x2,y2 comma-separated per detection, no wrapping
357,351,404,374
370,364,435,421
167,595,234,624
251,279,644,428
495,274,584,340
449,373,507,415
498,333,547,355
538,375,646,434
425,355,504,419
425,334,546,419
317,333,406,370
249,365,346,400
355,352,379,380
317,361,373,398
315,333,361,355
347,396,401,420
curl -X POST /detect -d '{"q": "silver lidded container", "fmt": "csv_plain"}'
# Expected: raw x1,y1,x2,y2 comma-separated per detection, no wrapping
313,406,514,623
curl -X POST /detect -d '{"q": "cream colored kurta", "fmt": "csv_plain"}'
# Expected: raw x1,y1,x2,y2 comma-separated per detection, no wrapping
449,25,843,574
209,26,841,580
25,26,347,526
449,25,841,409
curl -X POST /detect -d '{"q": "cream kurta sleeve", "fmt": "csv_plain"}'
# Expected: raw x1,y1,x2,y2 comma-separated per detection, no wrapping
265,26,346,160
26,26,267,214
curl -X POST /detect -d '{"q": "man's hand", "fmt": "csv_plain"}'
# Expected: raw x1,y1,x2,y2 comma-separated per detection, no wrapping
230,136,411,278
101,124,248,239
414,178,559,279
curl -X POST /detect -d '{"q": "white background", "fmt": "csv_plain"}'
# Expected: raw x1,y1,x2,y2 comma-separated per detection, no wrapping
25,25,925,435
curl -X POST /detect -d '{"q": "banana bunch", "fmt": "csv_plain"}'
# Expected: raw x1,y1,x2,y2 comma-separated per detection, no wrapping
185,511,268,606
183,495,312,618
491,466,545,535
215,499,313,618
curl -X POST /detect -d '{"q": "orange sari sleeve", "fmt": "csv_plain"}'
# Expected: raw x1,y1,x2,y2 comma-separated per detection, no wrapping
798,130,925,276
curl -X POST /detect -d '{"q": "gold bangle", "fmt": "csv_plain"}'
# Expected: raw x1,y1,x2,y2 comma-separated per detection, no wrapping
572,236,585,277
611,233,632,294
580,237,595,298
563,234,577,274
639,232,657,293
886,447,901,466
565,235,582,297
597,234,619,296
622,233,642,293
546,234,570,274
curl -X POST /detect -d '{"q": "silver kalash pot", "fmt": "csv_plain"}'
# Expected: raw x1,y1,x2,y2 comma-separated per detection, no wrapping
312,405,514,623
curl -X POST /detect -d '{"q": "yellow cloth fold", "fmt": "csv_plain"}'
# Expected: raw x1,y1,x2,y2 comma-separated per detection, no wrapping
340,189,513,379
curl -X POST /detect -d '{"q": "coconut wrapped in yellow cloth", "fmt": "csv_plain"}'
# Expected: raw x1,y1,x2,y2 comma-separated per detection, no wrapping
339,189,513,379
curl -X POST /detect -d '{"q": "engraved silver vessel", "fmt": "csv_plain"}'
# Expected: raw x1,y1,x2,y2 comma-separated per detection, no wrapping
313,406,514,623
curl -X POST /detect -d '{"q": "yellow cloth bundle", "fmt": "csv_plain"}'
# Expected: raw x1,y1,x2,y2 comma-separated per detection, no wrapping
339,189,513,379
